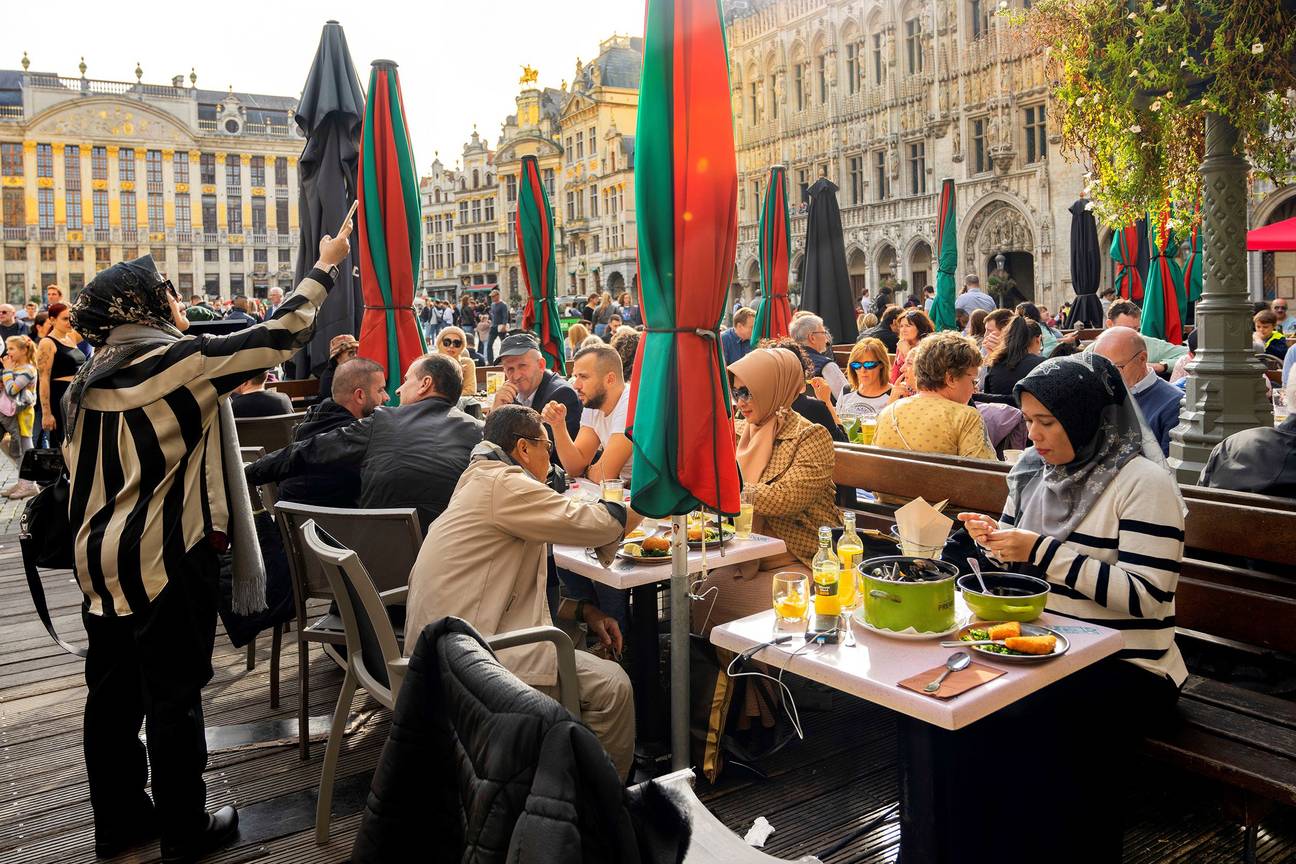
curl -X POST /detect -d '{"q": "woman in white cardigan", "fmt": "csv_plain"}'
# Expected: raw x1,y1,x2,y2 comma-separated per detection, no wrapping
958,353,1186,858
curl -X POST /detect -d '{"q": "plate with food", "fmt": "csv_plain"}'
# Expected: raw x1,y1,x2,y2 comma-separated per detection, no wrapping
950,621,1070,662
617,535,673,565
686,524,735,548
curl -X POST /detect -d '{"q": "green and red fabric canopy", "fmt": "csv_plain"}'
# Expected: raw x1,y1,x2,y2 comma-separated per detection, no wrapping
357,60,425,401
1140,211,1184,344
752,165,792,341
1184,207,1202,306
931,177,958,331
516,155,564,374
627,0,740,520
1111,221,1144,302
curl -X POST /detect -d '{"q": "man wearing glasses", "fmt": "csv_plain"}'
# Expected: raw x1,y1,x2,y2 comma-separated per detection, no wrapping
1093,326,1183,455
405,404,640,780
1272,300,1296,336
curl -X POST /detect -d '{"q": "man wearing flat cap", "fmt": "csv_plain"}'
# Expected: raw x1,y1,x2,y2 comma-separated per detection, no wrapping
489,331,581,463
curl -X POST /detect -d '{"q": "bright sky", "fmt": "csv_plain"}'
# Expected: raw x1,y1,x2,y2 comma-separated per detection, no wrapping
4,0,645,171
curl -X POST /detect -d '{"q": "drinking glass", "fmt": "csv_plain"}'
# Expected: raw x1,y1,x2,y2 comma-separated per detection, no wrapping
839,413,860,443
772,572,809,625
485,371,504,395
859,416,878,445
600,478,625,502
735,485,755,539
1275,390,1289,427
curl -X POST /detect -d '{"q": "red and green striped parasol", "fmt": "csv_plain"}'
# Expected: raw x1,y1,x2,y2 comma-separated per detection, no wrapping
751,165,792,341
1110,221,1144,302
1139,211,1184,344
1184,205,1202,308
931,177,958,331
627,0,740,521
516,155,564,374
356,59,425,401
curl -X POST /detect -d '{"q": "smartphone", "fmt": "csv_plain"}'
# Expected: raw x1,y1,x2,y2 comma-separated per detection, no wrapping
337,200,359,236
811,614,841,644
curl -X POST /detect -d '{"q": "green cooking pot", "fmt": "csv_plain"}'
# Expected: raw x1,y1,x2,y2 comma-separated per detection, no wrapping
858,555,960,634
957,572,1049,622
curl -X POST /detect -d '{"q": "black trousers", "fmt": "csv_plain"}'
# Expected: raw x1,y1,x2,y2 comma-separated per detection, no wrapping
82,543,220,844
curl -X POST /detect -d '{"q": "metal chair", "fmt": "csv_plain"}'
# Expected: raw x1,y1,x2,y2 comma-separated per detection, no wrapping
301,521,579,845
273,501,424,759
234,411,303,453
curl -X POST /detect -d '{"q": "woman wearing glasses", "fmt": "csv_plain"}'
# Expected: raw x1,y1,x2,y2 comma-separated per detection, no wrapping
837,338,893,417
436,326,476,392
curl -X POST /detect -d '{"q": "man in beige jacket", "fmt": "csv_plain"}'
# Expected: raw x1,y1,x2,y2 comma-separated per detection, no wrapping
406,404,637,778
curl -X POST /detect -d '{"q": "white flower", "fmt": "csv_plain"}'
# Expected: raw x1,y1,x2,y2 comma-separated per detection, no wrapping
1129,69,1140,78
1127,11,1137,19
998,0,1008,8
1128,124,1142,133
1165,91,1174,99
1180,57,1190,67
1150,99,1162,112
1085,201,1095,211
1136,30,1143,37
1155,3,1167,11
1251,42,1264,54
1075,96,1086,106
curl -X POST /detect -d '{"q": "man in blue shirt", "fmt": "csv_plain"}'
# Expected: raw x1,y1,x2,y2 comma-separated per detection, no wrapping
721,306,755,365
1094,326,1183,455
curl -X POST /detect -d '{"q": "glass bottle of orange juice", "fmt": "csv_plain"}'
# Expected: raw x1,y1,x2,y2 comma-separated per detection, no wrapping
836,511,863,610
811,527,841,617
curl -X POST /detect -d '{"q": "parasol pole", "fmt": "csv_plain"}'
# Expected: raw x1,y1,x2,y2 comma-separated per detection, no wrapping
670,513,689,771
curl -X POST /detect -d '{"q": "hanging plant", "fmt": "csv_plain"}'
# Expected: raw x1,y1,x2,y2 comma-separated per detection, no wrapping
1015,0,1296,233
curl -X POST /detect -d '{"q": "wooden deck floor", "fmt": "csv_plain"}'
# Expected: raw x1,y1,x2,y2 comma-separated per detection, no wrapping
2,532,1294,863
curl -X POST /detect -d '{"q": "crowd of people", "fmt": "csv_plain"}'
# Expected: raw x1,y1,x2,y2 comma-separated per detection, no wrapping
37,219,1295,861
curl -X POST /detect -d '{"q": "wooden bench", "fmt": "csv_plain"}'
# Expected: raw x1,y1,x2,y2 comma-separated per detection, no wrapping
268,378,321,410
831,443,1296,861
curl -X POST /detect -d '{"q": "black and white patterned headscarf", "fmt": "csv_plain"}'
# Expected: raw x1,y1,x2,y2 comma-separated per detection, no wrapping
64,255,183,437
70,254,180,348
1007,353,1181,540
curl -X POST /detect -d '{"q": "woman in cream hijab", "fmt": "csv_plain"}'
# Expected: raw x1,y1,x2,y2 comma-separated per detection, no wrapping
694,347,838,632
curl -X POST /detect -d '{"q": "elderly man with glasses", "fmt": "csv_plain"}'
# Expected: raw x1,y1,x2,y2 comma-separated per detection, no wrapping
1271,300,1296,336
1093,326,1183,455
789,312,848,402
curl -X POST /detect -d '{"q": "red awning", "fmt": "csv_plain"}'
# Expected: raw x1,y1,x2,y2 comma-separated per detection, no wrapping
1247,216,1296,252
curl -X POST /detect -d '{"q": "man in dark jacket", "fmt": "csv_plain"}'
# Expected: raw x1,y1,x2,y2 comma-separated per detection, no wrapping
248,353,483,531
487,289,510,363
489,333,581,464
862,305,902,353
224,296,260,326
1200,378,1296,498
276,357,386,507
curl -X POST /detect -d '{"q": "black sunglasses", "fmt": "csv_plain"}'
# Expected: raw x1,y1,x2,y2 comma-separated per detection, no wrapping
850,360,882,370
732,386,752,401
441,338,463,348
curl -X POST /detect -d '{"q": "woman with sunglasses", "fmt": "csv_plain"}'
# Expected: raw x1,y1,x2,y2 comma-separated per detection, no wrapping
890,308,934,388
436,326,476,392
837,338,893,417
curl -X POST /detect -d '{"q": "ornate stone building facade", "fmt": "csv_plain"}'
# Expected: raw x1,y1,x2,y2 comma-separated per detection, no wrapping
556,36,642,302
0,62,302,302
419,156,460,297
725,0,1086,313
451,128,499,298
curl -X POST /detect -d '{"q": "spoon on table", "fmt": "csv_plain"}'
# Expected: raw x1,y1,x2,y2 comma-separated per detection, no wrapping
967,557,991,596
923,651,971,693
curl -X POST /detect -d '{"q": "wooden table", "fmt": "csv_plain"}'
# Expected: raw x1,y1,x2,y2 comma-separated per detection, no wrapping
553,509,787,764
711,598,1123,862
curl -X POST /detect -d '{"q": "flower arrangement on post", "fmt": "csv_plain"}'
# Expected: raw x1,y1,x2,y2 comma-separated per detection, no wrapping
1017,0,1296,232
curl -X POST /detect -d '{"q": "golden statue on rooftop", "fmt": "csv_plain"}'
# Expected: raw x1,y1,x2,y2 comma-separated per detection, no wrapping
519,65,538,86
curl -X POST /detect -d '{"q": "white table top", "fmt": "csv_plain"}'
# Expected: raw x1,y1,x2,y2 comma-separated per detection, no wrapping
553,533,788,590
710,596,1122,731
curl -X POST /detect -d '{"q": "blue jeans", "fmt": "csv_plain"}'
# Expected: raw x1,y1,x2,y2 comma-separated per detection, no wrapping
551,561,629,638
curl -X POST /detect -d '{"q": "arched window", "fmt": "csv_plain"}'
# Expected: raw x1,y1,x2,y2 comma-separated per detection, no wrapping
473,169,480,188
434,189,441,203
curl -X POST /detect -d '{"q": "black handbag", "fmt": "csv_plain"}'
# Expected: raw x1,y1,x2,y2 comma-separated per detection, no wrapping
19,448,85,657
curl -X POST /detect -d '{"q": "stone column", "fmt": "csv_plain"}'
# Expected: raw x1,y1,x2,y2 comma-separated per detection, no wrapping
1167,113,1271,483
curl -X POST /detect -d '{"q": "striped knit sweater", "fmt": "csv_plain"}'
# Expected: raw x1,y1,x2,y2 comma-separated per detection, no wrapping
65,269,333,617
1000,456,1188,686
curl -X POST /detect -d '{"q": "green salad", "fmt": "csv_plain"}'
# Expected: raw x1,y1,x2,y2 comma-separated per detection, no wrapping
962,628,1025,656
